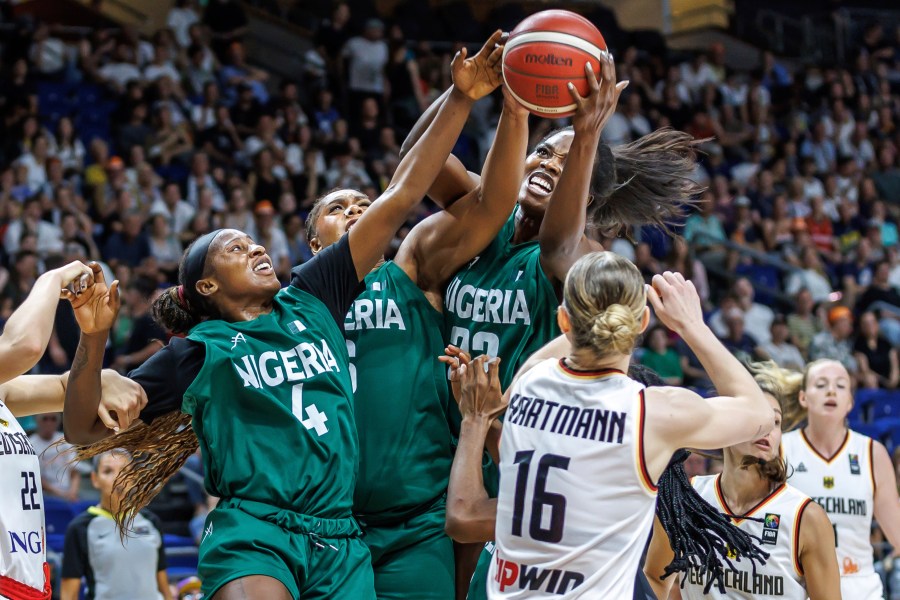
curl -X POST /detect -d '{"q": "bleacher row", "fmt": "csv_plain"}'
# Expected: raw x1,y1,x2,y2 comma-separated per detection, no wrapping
847,389,900,453
37,81,114,148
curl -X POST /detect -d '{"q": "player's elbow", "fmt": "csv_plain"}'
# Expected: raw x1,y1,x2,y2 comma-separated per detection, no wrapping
445,501,492,543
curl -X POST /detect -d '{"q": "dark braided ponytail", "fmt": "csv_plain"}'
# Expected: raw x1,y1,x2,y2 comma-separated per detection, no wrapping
655,450,770,593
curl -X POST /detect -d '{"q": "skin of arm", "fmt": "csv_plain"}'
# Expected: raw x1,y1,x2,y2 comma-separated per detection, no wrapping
643,516,676,600
537,59,627,283
797,501,841,600
0,261,92,383
398,85,480,207
347,33,503,281
644,273,771,480
445,415,498,543
59,578,81,600
398,88,529,294
872,440,900,551
887,348,899,388
157,570,173,600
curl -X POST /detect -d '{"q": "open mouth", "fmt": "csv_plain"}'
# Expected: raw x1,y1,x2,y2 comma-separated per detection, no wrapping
753,438,771,450
346,218,359,232
526,172,554,197
824,400,838,408
252,257,273,273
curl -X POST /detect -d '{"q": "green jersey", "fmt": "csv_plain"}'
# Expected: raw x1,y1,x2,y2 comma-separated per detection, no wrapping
345,261,453,523
184,285,357,519
444,210,560,390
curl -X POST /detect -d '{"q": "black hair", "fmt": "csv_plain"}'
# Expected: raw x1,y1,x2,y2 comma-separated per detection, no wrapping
150,230,222,333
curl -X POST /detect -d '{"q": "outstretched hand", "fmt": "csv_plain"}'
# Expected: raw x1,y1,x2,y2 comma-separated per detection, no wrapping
567,54,628,136
451,30,505,101
439,344,472,405
446,352,506,422
64,262,120,334
646,271,704,336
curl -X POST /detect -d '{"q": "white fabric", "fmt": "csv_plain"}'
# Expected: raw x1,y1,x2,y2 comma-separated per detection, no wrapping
488,360,654,598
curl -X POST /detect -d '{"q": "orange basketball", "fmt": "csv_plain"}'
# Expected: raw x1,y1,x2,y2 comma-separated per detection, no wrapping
502,10,609,118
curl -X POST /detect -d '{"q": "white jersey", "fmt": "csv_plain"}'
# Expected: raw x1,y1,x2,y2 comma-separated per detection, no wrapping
0,400,48,598
782,428,882,599
680,475,812,600
488,359,656,599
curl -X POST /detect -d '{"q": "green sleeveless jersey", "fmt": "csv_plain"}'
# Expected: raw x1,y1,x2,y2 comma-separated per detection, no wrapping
444,210,561,390
344,261,453,523
184,285,357,519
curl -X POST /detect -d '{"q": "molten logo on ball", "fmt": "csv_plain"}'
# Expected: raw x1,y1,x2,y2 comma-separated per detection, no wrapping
524,53,573,67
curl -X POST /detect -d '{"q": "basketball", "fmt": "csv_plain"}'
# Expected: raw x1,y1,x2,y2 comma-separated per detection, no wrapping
502,10,609,118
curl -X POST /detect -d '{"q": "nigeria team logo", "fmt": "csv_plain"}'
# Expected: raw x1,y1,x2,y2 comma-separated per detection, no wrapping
762,513,780,545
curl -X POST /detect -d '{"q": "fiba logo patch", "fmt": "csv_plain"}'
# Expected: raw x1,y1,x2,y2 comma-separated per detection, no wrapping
535,83,559,99
823,476,835,489
761,513,780,545
848,453,861,475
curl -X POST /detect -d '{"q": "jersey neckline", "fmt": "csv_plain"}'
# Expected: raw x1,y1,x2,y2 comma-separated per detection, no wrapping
798,428,850,465
556,358,625,379
714,474,787,524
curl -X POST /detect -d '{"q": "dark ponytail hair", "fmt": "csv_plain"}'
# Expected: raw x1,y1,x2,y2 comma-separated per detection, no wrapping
739,455,788,485
150,230,223,334
627,364,770,594
590,128,704,234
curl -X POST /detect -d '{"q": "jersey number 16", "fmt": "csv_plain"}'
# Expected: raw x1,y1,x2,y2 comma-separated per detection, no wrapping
512,450,570,543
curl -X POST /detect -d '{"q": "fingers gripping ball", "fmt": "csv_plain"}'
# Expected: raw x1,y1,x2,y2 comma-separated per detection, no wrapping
502,9,609,118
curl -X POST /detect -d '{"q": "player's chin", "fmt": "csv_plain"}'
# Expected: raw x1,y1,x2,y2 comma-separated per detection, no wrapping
517,192,550,218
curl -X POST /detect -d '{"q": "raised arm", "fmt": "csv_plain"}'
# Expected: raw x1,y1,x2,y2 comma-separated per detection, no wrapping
399,86,479,207
399,87,529,288
62,265,122,445
0,260,93,383
643,272,771,479
538,57,627,284
443,355,505,543
643,516,676,600
347,31,503,280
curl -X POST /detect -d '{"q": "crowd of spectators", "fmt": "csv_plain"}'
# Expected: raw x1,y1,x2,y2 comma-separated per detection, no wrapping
1,0,900,592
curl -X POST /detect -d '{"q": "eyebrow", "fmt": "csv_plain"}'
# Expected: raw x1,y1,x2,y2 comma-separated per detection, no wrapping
223,235,250,246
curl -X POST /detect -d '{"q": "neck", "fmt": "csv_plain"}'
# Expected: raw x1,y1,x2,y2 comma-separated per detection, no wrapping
511,209,542,245
804,420,848,454
720,454,777,515
220,296,275,322
565,346,630,374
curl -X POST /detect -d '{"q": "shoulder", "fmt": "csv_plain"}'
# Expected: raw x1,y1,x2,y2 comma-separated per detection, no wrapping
66,510,97,533
138,509,164,531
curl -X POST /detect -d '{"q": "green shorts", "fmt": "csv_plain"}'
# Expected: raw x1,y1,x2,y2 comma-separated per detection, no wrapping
466,543,495,600
198,498,375,599
360,499,454,600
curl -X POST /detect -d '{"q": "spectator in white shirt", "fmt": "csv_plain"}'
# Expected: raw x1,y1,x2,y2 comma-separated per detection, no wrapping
29,22,67,76
710,277,775,344
342,19,389,115
97,42,143,93
29,413,85,502
186,152,225,211
4,197,64,257
150,182,195,235
167,0,200,48
143,44,181,84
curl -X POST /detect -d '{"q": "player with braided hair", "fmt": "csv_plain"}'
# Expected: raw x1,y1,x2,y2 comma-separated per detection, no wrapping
644,361,841,599
445,253,773,598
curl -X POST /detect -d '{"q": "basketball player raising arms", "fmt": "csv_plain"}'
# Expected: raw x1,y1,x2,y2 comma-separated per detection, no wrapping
302,32,530,600
451,255,772,599
61,37,497,600
644,362,841,600
0,261,145,600
780,359,900,600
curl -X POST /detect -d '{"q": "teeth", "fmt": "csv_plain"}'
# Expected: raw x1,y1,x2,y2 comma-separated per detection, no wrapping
254,263,271,272
528,175,552,193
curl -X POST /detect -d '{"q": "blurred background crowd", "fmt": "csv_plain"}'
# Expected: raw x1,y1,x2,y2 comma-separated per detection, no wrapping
1,0,900,597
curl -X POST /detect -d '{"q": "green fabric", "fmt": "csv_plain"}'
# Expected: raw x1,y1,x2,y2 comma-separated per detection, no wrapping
639,348,683,380
198,498,374,599
444,210,561,391
184,285,357,518
346,261,453,523
361,498,454,600
465,543,495,600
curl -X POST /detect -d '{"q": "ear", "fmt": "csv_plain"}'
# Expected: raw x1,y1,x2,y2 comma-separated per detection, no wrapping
797,390,808,409
309,236,322,255
195,277,218,298
90,471,99,490
556,305,571,334
639,306,650,334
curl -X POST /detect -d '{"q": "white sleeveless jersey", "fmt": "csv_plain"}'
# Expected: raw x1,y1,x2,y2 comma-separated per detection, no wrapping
0,400,47,595
680,475,812,600
781,429,877,583
487,359,656,599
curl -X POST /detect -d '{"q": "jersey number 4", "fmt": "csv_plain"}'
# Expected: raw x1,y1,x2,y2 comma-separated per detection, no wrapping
291,384,328,436
512,450,570,543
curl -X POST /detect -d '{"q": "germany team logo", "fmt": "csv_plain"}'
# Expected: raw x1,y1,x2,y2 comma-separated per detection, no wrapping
0,417,7,427
824,476,835,489
762,513,780,545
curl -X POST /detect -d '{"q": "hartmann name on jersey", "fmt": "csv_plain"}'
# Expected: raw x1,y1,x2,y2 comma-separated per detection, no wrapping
0,430,36,456
686,566,785,595
232,339,340,389
445,281,531,325
810,496,868,516
506,393,626,444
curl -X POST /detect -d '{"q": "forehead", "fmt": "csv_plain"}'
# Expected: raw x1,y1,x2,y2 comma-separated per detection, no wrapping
809,361,849,381
534,130,575,154
320,190,369,207
762,393,782,412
